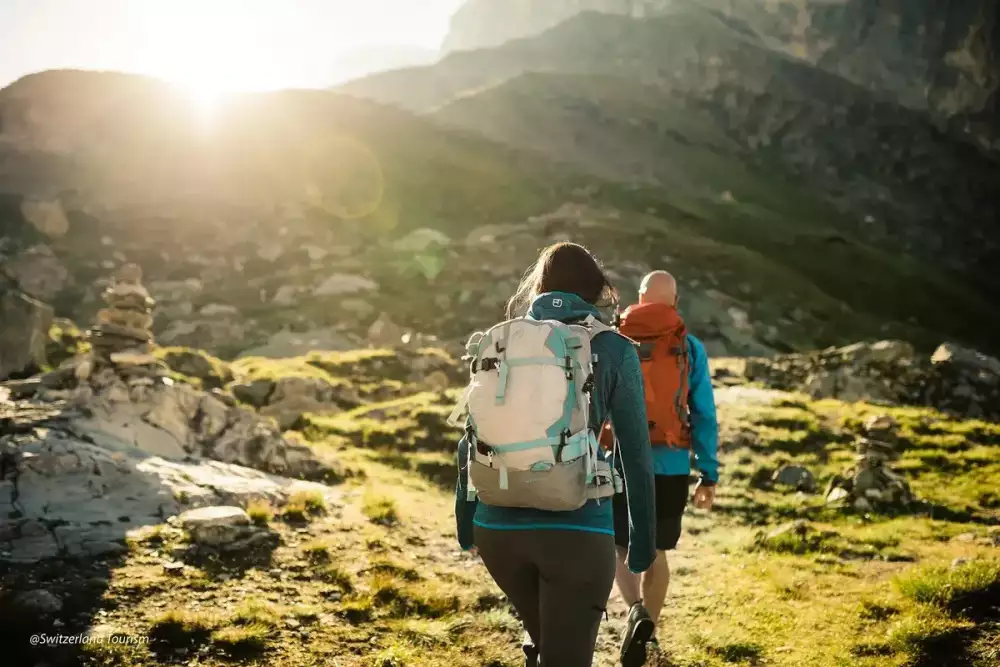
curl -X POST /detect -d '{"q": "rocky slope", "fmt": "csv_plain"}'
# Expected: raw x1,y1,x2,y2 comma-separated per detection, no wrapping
442,0,1000,150
346,6,1000,346
5,70,995,363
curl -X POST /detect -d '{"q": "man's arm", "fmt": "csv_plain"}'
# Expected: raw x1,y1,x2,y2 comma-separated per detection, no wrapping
688,336,719,485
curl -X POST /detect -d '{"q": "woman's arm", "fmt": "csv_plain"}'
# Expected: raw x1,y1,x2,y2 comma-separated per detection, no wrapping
609,347,657,573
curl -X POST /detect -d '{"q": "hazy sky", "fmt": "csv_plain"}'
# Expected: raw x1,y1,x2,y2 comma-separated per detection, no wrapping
0,0,466,90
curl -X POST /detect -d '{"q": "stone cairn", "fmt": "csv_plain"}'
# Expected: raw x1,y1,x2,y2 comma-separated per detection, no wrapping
83,263,168,400
825,414,914,511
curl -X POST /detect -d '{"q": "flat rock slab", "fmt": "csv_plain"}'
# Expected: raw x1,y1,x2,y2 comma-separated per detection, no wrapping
1,426,339,564
179,506,249,532
179,506,252,547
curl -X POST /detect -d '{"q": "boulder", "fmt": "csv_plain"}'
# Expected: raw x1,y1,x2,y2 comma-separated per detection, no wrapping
10,589,62,617
232,379,275,408
159,348,234,389
178,506,251,546
20,199,70,238
393,228,450,253
2,245,70,301
0,279,53,381
772,465,816,492
259,376,359,431
368,313,406,348
312,273,378,297
238,327,359,358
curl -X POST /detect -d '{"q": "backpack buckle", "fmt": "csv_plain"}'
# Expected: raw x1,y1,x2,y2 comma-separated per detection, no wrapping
555,429,571,462
564,355,574,380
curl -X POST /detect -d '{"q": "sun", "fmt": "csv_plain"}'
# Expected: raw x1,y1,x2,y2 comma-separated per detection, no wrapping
183,82,230,120
170,75,238,126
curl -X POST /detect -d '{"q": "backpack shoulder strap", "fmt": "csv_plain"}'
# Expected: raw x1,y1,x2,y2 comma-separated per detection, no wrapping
578,314,636,345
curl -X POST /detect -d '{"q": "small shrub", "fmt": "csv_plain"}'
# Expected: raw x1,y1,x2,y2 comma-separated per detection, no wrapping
849,642,896,657
895,559,1000,614
858,599,900,622
362,492,399,526
149,609,219,648
319,564,354,592
246,500,274,527
281,489,327,522
706,640,766,663
368,573,459,619
886,606,966,655
303,540,332,563
79,639,149,666
366,559,421,582
292,604,322,623
232,599,281,628
752,522,838,555
211,623,270,655
339,598,373,623
282,489,327,522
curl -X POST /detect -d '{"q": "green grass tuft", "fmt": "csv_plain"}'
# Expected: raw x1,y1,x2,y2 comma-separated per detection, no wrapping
362,491,400,526
211,623,270,655
895,559,1000,613
232,599,281,628
246,499,274,527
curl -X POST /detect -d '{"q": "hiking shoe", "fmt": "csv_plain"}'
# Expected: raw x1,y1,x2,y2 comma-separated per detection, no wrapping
620,602,655,667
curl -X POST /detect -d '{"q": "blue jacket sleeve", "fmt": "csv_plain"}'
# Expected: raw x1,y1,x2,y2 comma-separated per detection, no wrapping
610,346,657,573
688,336,720,484
455,434,478,550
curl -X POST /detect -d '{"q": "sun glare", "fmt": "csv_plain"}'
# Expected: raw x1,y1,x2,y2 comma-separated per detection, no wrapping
183,82,230,121
170,75,239,127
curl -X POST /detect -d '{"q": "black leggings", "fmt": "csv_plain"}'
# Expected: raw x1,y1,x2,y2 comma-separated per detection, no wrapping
474,525,617,667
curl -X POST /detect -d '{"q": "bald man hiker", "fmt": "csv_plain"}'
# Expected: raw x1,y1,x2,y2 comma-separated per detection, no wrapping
601,270,720,666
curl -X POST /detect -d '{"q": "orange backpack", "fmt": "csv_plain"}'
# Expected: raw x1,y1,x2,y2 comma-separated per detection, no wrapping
600,303,691,449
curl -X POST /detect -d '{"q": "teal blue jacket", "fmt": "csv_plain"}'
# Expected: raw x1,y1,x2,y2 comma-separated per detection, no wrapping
649,334,720,482
454,292,657,573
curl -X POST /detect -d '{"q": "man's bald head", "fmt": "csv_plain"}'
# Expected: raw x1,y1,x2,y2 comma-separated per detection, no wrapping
639,270,678,306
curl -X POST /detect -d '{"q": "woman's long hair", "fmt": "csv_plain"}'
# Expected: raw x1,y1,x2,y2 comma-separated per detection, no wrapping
506,242,619,318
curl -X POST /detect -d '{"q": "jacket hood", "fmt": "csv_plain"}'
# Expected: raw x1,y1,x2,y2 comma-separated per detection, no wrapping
619,302,686,339
527,291,602,323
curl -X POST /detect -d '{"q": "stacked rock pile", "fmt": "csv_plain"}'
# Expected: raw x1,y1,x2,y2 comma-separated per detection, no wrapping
84,264,168,397
826,414,914,511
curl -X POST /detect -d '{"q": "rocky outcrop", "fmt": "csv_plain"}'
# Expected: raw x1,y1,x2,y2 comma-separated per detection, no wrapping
443,0,1000,149
0,412,335,564
0,274,52,381
0,265,341,564
259,376,361,431
707,0,1000,151
744,340,1000,421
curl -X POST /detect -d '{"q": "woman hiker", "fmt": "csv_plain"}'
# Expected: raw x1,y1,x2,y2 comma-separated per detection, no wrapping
454,242,657,666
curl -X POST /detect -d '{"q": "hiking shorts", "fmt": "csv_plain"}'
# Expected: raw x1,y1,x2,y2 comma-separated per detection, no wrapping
613,474,690,551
